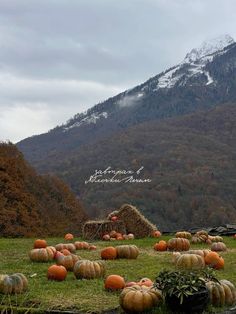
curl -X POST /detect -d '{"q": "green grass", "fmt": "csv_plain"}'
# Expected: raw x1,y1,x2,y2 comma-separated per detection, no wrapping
0,235,236,313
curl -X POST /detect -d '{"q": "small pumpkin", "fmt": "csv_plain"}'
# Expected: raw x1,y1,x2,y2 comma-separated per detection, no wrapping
206,280,236,306
88,245,97,250
101,246,117,260
74,241,90,250
116,233,123,240
74,260,106,279
29,247,54,262
105,275,125,291
103,234,110,241
120,284,162,313
175,253,205,270
127,233,135,240
0,273,28,294
175,231,192,239
47,265,67,281
196,230,208,237
111,216,118,222
56,254,80,271
211,242,227,252
138,278,153,287
110,230,117,238
55,243,76,253
116,245,139,259
154,240,167,251
64,233,74,241
34,239,47,249
167,238,190,251
209,235,223,242
152,230,161,238
125,281,137,287
60,249,71,256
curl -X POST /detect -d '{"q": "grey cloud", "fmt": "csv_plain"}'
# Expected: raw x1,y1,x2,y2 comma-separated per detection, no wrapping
0,0,236,142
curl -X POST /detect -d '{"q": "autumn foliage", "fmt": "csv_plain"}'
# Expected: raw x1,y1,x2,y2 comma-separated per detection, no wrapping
0,143,88,237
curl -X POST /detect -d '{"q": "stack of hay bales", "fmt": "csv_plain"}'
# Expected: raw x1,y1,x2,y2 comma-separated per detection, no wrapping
116,204,157,238
82,203,157,239
82,220,126,240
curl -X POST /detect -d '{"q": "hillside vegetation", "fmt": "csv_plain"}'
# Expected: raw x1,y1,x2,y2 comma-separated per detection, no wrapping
25,104,236,231
0,143,88,237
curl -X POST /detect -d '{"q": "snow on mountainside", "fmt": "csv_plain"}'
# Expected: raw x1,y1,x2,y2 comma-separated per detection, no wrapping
154,34,235,90
62,35,235,132
184,34,234,62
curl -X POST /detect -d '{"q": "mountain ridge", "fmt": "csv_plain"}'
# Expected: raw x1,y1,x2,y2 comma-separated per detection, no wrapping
17,35,236,229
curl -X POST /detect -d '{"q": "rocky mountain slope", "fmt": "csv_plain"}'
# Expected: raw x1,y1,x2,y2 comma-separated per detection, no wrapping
0,143,88,236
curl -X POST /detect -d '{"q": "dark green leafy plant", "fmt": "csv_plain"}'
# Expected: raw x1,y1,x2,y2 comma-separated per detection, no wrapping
154,268,219,304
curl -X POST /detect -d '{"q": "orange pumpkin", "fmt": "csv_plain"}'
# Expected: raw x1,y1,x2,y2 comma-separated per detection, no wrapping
214,257,225,270
101,247,117,260
116,233,123,239
105,275,125,291
152,230,161,238
205,251,221,268
154,240,167,251
138,278,153,287
47,265,67,281
64,233,74,241
34,239,47,249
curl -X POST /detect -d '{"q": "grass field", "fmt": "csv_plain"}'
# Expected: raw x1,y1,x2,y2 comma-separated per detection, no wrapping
0,235,236,313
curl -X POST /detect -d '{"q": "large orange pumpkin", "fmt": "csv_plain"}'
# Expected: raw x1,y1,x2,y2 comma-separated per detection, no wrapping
214,257,225,270
47,265,67,281
154,240,167,251
205,251,221,268
34,239,47,249
64,233,74,241
105,275,125,291
101,247,117,260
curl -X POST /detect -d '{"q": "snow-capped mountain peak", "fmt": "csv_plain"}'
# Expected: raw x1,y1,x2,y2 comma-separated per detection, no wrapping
184,34,234,63
154,34,234,90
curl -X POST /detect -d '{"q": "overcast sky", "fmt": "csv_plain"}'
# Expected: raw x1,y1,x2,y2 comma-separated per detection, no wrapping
0,0,236,143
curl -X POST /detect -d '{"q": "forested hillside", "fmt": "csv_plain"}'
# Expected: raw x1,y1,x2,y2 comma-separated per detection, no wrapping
28,104,236,231
0,143,88,236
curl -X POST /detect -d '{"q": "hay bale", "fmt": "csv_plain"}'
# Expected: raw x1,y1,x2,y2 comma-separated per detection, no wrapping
82,220,126,240
117,204,157,238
